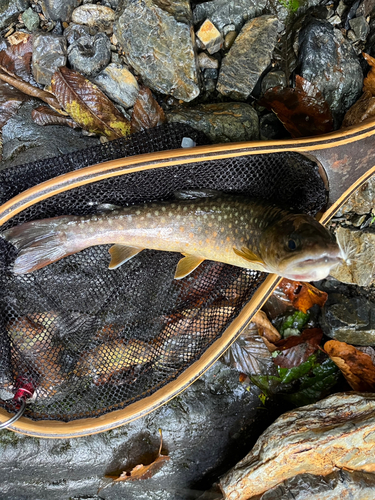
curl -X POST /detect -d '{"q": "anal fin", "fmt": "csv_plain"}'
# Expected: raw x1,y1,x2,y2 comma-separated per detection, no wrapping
108,245,143,269
175,254,205,280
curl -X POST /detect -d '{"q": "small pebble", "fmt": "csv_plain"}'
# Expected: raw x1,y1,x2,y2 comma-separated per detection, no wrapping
32,33,67,85
92,63,139,108
67,33,111,77
349,16,370,41
64,23,91,44
223,24,236,37
72,4,116,34
261,70,287,94
22,8,40,32
198,52,219,69
224,31,237,50
196,19,223,55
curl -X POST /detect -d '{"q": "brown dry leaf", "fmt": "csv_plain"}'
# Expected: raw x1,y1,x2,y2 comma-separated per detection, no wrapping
273,328,323,369
259,75,334,138
7,32,30,46
31,105,80,128
363,52,375,95
130,86,166,134
108,429,170,482
0,33,34,83
0,79,25,129
324,340,375,392
342,90,375,127
0,71,60,109
275,279,328,314
252,310,281,343
51,67,130,139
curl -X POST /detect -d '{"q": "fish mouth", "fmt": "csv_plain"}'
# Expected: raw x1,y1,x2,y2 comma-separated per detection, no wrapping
280,251,343,281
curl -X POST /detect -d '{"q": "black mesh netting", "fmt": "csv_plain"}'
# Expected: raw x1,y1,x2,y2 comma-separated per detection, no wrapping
0,123,326,422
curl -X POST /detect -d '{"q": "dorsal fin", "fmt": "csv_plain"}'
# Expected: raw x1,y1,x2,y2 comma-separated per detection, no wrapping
108,245,143,269
174,189,222,200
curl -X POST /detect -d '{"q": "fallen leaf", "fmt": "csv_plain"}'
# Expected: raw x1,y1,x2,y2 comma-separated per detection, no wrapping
275,279,328,314
31,105,79,128
363,52,375,95
259,75,334,138
273,328,323,369
222,321,274,375
130,86,166,134
324,340,375,391
252,310,281,343
0,79,25,128
107,429,170,482
0,33,34,83
7,31,31,46
51,66,131,140
342,90,375,127
0,71,60,109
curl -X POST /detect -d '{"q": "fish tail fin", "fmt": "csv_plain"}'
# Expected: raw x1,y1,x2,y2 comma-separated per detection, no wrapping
2,217,77,274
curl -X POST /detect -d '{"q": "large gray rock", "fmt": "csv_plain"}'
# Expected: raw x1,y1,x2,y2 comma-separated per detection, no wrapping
115,0,199,102
217,15,278,100
0,362,274,500
40,0,80,23
32,34,67,86
153,0,192,24
336,177,375,216
0,100,100,170
321,293,375,346
330,226,375,287
193,0,266,33
298,19,363,127
166,102,259,143
220,392,375,499
0,0,29,30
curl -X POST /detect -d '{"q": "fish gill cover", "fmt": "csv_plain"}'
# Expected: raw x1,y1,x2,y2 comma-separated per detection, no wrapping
0,123,326,422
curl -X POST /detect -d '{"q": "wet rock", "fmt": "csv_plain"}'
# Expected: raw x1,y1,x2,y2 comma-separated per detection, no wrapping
32,34,67,86
92,63,139,109
260,113,288,141
193,0,266,33
68,33,111,77
198,52,219,70
115,0,199,102
64,23,91,44
0,0,29,30
330,226,375,287
256,470,375,500
153,0,192,24
166,102,259,143
21,7,40,32
1,100,100,170
0,361,277,500
72,4,116,35
337,177,375,216
320,293,375,346
40,0,80,23
298,19,363,127
261,70,286,95
224,31,237,51
196,19,223,54
217,15,278,100
220,392,375,499
349,16,370,41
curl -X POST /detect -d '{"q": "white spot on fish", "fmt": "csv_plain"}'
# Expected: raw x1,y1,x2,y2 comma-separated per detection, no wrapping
147,213,152,218
218,216,222,221
162,207,166,212
155,211,159,216
168,212,173,217
136,210,141,215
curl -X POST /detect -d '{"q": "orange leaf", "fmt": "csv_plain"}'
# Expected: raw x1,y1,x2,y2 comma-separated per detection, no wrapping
0,33,33,83
252,310,281,343
259,75,334,138
276,279,328,314
363,52,375,96
107,429,170,482
324,340,375,392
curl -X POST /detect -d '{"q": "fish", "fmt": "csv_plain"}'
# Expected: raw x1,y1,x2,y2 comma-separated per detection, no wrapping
1,189,342,281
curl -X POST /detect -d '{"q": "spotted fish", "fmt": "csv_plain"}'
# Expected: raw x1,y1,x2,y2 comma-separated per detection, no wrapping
1,190,342,281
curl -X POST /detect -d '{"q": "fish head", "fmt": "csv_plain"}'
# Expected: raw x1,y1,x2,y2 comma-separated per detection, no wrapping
259,213,343,281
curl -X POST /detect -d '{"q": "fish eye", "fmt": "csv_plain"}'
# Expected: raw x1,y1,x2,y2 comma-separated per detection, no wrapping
288,239,297,250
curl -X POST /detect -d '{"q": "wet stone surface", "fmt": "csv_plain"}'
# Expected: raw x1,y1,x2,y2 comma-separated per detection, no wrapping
115,0,199,102
92,63,139,109
0,362,282,500
32,33,67,86
0,0,29,30
166,102,259,143
68,33,112,77
40,0,80,23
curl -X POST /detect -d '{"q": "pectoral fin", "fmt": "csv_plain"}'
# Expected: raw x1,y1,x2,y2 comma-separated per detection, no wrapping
175,254,205,280
108,245,144,269
233,247,267,269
